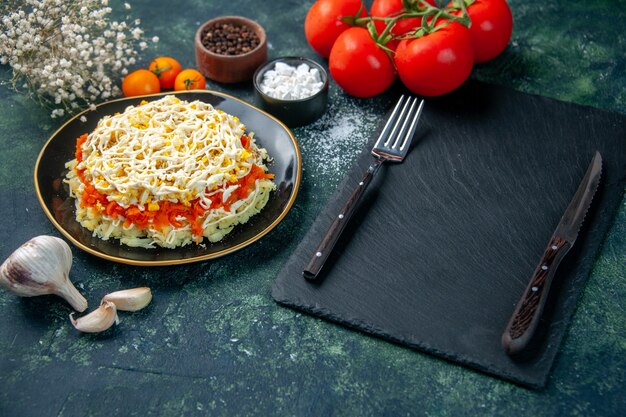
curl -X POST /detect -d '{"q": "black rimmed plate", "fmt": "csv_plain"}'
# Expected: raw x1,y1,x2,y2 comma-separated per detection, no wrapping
34,91,301,266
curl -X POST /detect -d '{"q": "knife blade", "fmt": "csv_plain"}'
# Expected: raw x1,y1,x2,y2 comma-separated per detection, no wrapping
501,151,603,356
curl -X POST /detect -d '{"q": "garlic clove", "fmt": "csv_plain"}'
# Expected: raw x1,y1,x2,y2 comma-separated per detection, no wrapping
0,235,87,312
102,287,152,312
55,283,88,313
70,300,118,333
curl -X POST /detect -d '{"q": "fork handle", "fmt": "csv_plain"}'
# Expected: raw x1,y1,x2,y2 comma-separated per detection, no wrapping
303,159,383,280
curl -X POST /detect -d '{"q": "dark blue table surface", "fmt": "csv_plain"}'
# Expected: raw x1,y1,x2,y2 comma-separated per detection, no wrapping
0,1,624,416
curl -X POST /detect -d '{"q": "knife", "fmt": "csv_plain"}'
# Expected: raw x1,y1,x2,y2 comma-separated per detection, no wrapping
501,151,603,356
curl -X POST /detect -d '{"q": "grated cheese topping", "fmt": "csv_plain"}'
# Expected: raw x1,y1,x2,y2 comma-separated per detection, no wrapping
77,95,267,209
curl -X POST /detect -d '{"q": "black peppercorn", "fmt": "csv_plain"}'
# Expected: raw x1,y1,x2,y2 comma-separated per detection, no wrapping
201,22,260,56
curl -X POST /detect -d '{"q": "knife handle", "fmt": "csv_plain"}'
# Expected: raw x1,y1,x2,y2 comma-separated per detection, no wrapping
303,160,382,280
502,236,571,356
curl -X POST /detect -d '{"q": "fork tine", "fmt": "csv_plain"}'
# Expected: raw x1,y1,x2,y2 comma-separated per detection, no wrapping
390,97,418,150
384,96,413,147
399,99,424,151
372,95,406,150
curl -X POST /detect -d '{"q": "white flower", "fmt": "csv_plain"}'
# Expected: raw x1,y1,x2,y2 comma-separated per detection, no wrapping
1,0,157,119
151,36,159,43
51,108,65,118
131,27,142,39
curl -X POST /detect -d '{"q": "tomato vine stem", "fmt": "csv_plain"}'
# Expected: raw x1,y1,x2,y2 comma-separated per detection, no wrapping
351,0,471,53
340,4,367,26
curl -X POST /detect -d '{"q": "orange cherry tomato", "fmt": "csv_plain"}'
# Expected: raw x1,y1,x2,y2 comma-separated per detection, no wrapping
121,69,161,97
174,69,206,91
149,56,182,89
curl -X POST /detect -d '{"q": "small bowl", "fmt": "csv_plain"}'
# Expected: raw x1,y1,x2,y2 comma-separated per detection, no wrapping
195,16,267,84
253,57,329,127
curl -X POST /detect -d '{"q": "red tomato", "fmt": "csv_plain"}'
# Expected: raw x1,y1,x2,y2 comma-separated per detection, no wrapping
304,0,367,58
329,27,396,98
394,21,473,96
454,0,513,63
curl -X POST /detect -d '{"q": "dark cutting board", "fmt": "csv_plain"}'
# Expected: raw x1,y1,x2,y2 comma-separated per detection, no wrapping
271,80,626,389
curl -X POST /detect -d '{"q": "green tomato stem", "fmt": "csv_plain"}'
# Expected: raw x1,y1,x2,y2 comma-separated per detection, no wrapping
352,0,473,49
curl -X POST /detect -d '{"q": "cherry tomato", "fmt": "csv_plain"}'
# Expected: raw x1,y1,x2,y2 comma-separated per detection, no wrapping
329,27,396,98
121,69,161,97
305,0,367,58
453,0,513,63
394,21,473,96
174,69,206,91
149,56,182,89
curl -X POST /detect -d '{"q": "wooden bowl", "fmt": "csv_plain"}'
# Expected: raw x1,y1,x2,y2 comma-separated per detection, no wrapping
195,16,267,84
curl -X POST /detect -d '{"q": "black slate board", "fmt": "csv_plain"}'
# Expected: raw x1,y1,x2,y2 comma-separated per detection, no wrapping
272,80,626,389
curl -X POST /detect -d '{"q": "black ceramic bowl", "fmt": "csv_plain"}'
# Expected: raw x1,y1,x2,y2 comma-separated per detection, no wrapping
253,57,329,127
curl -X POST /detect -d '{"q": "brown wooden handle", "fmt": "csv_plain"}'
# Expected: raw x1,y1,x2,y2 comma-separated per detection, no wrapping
303,160,382,280
502,236,571,356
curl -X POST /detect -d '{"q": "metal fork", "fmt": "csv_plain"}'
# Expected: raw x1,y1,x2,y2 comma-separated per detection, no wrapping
303,95,425,280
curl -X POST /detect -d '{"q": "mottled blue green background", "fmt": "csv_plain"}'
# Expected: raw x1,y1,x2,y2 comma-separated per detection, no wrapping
0,0,624,416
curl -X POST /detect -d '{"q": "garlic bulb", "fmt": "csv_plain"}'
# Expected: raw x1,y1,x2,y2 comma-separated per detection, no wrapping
103,287,152,311
0,235,87,312
70,300,118,333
